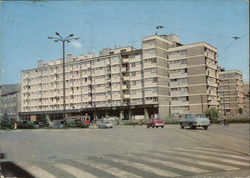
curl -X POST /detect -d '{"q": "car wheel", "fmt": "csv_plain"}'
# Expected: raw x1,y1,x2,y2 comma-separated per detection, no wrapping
152,126,154,128
161,125,164,128
156,126,158,128
191,126,197,129
203,126,208,130
181,126,184,129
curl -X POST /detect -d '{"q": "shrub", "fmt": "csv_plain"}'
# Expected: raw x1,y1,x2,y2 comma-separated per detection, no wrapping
0,120,13,129
17,121,35,129
205,107,219,121
165,120,180,124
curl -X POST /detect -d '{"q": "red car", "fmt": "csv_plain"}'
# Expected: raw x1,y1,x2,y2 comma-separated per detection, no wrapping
146,118,165,128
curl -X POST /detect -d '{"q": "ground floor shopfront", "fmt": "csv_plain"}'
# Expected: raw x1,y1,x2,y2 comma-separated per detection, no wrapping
19,105,161,122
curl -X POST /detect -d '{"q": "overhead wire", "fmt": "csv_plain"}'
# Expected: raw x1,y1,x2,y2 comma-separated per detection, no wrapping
16,2,235,39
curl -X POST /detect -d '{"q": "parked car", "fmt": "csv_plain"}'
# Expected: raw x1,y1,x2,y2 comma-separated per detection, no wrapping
97,120,113,129
146,118,165,128
180,114,210,129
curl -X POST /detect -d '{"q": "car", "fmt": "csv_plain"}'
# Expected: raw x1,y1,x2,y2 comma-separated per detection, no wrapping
180,114,210,130
146,118,165,128
97,120,113,129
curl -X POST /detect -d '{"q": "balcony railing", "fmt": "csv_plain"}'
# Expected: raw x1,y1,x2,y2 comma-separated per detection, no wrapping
171,101,189,106
169,73,187,79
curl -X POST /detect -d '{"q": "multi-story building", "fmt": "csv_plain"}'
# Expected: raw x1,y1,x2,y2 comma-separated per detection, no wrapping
0,84,21,121
168,42,219,114
20,34,220,121
218,70,245,116
243,82,249,115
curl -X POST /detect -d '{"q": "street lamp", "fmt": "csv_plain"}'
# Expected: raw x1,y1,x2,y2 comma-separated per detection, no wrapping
48,32,79,127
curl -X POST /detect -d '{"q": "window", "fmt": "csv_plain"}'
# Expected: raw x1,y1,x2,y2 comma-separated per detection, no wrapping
131,72,136,76
152,78,157,83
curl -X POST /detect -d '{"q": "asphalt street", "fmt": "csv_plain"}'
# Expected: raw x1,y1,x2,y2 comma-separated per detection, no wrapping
0,124,249,177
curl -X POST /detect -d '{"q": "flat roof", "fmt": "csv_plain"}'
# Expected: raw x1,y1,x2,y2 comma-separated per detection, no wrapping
168,42,217,52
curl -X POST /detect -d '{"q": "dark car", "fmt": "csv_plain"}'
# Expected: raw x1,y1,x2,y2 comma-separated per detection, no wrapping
180,114,210,130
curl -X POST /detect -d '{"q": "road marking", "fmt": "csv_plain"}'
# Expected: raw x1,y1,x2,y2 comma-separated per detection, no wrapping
151,152,239,171
51,130,64,132
76,160,142,178
17,162,56,178
126,153,209,174
161,149,250,167
54,163,97,178
176,147,250,161
194,147,249,155
103,155,181,177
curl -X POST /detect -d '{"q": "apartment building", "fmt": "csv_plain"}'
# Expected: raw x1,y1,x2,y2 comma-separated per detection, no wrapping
0,84,21,121
168,43,219,114
218,70,245,116
20,34,220,121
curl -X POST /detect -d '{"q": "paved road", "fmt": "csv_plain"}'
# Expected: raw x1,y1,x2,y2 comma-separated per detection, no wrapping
0,124,249,177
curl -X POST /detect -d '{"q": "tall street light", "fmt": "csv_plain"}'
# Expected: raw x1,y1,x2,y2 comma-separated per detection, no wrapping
48,32,79,127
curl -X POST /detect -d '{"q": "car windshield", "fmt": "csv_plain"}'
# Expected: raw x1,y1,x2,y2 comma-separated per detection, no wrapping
186,114,206,119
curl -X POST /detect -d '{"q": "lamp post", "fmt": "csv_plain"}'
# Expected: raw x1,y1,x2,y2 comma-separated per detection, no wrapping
48,32,79,127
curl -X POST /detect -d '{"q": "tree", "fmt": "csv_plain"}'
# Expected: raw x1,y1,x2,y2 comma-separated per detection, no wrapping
1,111,12,129
2,111,9,122
205,107,219,121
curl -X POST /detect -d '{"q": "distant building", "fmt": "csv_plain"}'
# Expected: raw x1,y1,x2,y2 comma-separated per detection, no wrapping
20,34,219,121
0,84,21,121
218,70,245,116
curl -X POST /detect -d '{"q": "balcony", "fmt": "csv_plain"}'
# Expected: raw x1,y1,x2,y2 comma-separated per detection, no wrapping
169,63,187,69
168,54,187,59
122,58,129,63
122,85,128,90
170,82,188,87
171,101,189,106
169,73,187,79
170,91,188,96
121,67,129,73
123,94,130,98
122,76,130,81
145,91,158,97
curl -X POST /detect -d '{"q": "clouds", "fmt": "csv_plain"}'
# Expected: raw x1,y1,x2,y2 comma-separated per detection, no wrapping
70,41,83,49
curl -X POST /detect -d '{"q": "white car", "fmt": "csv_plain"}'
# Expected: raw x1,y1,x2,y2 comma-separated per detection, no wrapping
97,121,113,129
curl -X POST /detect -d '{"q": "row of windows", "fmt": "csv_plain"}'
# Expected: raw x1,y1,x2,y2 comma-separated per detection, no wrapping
170,78,188,83
169,59,187,65
171,96,189,101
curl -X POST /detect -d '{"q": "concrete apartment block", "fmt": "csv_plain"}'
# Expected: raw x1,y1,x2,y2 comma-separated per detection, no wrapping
0,84,21,121
168,43,219,114
142,35,179,118
219,70,245,116
20,34,220,121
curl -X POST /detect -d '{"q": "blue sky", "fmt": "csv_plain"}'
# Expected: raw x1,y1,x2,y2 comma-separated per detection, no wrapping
0,0,249,84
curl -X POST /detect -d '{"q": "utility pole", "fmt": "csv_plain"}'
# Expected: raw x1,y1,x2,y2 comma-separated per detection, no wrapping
223,84,226,116
201,94,204,113
48,32,79,127
235,88,238,119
